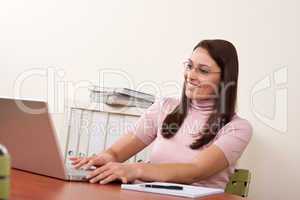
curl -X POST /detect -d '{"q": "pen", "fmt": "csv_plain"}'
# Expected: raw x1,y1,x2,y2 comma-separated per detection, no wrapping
140,184,183,190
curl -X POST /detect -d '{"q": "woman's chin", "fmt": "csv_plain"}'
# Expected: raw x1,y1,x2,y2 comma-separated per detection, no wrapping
185,90,210,100
185,89,200,99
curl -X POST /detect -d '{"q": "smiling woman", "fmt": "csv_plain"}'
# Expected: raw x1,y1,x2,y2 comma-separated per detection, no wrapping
70,39,252,189
162,40,240,149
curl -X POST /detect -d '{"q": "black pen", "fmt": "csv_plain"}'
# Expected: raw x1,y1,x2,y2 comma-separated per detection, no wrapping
140,184,183,190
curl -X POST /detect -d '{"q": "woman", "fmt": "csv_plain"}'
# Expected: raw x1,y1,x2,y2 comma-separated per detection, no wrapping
70,39,252,189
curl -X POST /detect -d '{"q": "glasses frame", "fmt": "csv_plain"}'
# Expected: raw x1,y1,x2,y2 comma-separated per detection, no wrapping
183,59,221,76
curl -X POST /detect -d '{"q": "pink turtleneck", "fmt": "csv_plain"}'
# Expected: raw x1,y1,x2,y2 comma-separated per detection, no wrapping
128,97,252,189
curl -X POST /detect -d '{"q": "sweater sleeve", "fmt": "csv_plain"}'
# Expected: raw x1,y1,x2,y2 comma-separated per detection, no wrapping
213,117,253,166
129,97,167,146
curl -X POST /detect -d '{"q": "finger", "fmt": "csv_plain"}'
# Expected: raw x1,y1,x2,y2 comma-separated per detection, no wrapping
73,158,86,169
73,158,89,169
86,163,111,179
70,157,82,165
71,160,80,165
89,170,113,184
99,174,118,184
69,157,79,161
70,157,80,163
83,157,104,169
81,159,95,170
70,158,82,165
120,176,128,184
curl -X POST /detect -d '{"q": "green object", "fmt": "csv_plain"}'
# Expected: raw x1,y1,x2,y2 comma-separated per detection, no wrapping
225,169,251,197
0,144,10,200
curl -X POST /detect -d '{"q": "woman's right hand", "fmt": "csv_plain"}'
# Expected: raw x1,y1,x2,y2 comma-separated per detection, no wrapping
69,152,116,170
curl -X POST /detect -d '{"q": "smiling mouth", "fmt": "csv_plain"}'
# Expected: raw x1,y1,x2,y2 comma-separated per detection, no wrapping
186,81,201,88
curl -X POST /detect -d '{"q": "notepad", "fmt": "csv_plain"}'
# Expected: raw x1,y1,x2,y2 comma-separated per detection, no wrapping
121,182,224,198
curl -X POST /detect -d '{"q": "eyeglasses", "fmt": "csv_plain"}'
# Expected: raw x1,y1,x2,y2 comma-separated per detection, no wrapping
183,59,221,76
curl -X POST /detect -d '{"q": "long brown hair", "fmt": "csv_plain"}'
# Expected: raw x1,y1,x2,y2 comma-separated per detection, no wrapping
161,39,239,149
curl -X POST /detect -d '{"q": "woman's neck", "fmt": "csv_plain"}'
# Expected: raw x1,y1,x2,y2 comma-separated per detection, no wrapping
189,98,216,111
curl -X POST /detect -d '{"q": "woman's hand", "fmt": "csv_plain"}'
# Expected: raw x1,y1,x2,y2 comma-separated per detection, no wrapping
86,162,141,184
69,152,116,169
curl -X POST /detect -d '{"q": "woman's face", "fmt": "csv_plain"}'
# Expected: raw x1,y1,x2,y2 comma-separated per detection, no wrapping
184,47,221,100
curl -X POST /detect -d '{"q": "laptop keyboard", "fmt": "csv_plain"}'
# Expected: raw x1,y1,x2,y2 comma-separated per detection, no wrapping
65,164,96,181
64,161,100,180
67,167,90,176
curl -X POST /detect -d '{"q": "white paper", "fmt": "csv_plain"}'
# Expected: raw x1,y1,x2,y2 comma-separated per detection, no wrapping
121,182,224,198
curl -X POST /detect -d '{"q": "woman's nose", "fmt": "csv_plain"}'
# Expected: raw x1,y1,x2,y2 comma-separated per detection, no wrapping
186,68,198,79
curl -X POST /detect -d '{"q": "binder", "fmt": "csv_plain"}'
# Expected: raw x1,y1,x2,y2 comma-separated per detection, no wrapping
65,108,82,159
89,86,155,102
124,115,140,162
77,110,92,158
87,111,109,156
105,113,125,149
64,103,148,163
89,86,155,109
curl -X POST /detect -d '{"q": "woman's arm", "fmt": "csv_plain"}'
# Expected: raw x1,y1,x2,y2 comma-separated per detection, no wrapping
71,132,147,169
105,132,147,162
72,97,166,169
135,119,252,184
86,144,228,184
86,118,252,184
135,144,228,184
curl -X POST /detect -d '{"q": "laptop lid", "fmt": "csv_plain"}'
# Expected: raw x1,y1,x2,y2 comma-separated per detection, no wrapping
0,97,67,180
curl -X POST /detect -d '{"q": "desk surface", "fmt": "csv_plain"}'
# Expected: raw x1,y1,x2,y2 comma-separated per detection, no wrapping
11,169,247,200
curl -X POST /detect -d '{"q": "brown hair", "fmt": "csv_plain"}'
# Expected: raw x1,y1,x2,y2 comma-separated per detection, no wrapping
161,39,239,149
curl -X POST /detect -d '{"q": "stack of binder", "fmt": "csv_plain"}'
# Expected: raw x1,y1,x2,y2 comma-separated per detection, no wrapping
89,86,155,108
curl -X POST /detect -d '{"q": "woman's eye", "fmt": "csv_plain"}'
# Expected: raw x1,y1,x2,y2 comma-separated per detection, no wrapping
198,68,209,74
187,64,193,69
184,63,193,70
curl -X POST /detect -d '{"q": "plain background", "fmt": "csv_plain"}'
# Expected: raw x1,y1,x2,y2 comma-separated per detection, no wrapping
0,1,299,200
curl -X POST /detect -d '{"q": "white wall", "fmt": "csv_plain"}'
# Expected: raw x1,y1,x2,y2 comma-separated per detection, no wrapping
0,1,299,199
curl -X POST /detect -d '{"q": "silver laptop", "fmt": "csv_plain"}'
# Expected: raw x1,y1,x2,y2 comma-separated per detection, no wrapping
0,97,91,181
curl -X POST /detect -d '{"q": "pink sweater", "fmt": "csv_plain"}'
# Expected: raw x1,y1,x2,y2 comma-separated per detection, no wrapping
129,97,252,189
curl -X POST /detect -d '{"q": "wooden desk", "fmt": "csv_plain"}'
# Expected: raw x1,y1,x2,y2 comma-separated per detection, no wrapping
11,169,247,200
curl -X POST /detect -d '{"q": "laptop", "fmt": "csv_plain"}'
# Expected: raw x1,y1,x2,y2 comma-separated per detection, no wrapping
0,97,91,181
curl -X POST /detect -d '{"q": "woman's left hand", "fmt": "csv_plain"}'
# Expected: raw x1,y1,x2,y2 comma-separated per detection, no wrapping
86,162,141,184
